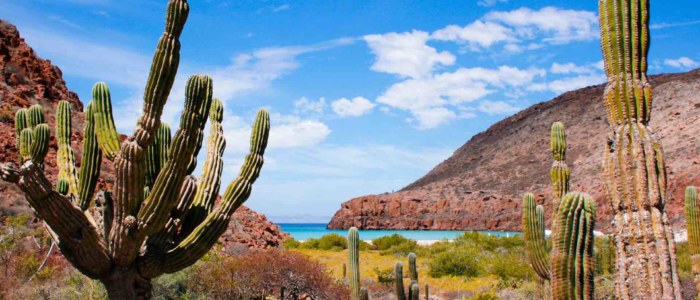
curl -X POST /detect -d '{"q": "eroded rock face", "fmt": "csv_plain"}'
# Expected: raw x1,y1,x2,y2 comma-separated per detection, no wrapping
0,19,286,249
329,70,700,233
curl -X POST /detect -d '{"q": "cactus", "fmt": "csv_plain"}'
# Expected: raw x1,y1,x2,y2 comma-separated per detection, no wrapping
30,124,50,165
408,252,418,282
395,261,406,300
0,1,271,298
550,192,596,300
145,123,172,189
360,287,370,300
425,284,429,300
549,122,569,215
348,227,361,300
409,282,419,300
522,193,550,281
685,186,700,292
599,0,682,298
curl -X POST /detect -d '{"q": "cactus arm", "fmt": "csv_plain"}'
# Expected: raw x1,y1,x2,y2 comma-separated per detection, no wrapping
27,104,45,128
180,98,225,237
56,178,70,195
92,83,122,161
78,102,103,211
14,108,28,161
19,128,34,162
146,175,198,249
409,282,419,300
522,193,550,281
395,262,406,300
348,227,362,300
146,123,172,189
685,186,700,292
55,101,80,197
137,75,212,235
0,162,112,278
360,287,370,300
131,0,189,148
137,110,269,277
30,124,50,165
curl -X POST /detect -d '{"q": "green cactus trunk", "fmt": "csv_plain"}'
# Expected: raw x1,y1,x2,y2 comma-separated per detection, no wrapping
408,252,418,282
408,282,419,300
685,186,700,293
599,0,681,298
550,192,596,300
360,287,370,300
523,193,550,281
348,227,361,300
395,261,406,300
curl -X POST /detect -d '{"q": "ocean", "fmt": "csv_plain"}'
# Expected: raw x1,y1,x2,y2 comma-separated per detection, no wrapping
277,223,520,241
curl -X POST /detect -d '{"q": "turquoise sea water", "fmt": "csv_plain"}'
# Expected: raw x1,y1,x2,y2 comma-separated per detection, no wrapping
277,223,520,241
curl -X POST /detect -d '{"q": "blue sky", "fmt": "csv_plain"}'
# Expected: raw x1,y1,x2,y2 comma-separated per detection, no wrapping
2,0,699,223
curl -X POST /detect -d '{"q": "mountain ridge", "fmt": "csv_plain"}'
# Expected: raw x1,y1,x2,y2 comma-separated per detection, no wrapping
329,70,700,232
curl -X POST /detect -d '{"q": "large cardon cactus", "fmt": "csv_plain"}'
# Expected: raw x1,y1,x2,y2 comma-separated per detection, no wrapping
598,0,682,298
0,1,271,298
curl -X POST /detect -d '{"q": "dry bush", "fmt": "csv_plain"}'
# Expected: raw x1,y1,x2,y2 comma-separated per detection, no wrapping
190,249,349,299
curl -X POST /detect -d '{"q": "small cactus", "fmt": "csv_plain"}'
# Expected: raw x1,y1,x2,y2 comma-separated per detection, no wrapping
360,287,370,300
522,193,550,281
349,227,361,300
408,282,419,300
395,261,406,300
408,252,418,282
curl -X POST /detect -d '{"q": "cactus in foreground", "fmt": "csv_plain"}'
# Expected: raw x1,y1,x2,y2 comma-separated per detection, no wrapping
409,282,419,300
522,193,550,281
360,287,370,300
425,284,429,300
408,252,418,282
395,261,406,300
349,227,362,300
550,192,596,300
599,0,682,298
685,186,700,292
0,1,271,299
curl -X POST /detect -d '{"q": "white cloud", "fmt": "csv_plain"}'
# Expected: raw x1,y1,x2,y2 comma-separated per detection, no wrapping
477,100,520,115
376,66,545,129
547,74,606,94
364,30,455,79
268,114,331,148
550,62,595,74
477,0,508,7
331,97,376,117
484,7,598,44
664,57,700,69
272,4,291,12
294,97,326,114
651,20,700,30
431,21,514,50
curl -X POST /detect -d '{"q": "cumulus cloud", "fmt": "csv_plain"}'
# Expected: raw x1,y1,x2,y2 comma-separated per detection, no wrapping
294,97,326,114
269,115,331,148
547,74,606,94
484,7,598,44
364,30,456,78
331,97,376,117
477,100,520,115
432,21,514,50
664,57,700,69
376,66,545,129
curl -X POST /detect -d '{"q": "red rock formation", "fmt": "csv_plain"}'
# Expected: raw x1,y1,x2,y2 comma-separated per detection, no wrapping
329,70,700,233
0,19,286,249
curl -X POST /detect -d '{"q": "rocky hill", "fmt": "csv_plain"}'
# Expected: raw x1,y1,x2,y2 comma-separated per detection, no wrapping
0,20,287,249
328,70,700,233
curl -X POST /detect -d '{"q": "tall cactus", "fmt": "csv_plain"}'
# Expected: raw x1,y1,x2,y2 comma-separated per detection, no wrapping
550,192,596,300
599,0,682,298
395,261,406,300
685,186,700,292
348,227,362,300
408,282,419,300
522,193,550,281
0,1,271,298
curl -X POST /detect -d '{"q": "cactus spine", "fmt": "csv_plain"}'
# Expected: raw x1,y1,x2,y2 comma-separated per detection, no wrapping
348,227,361,300
395,261,406,300
550,192,596,300
599,0,682,298
523,193,550,281
685,186,700,292
0,1,272,298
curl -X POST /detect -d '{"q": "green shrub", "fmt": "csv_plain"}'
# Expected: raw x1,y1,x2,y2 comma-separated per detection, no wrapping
380,240,418,256
282,238,301,249
372,234,412,250
300,238,320,249
373,266,394,285
491,251,533,281
428,244,484,278
318,234,347,250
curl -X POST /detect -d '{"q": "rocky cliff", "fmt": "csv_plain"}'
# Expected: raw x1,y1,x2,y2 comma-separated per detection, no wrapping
0,19,287,249
328,70,700,232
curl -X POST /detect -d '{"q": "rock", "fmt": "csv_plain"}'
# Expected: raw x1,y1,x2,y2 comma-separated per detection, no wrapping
0,19,287,248
329,69,700,233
